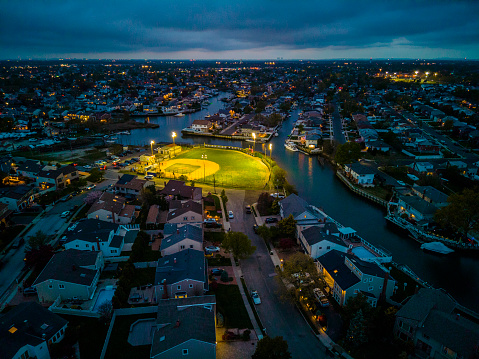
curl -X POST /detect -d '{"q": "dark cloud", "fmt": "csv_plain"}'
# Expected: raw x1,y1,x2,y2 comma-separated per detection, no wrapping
0,0,478,59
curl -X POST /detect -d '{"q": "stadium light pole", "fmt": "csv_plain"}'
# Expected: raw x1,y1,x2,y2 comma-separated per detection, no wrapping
172,132,177,145
150,140,154,156
202,153,207,182
269,143,272,160
252,133,256,152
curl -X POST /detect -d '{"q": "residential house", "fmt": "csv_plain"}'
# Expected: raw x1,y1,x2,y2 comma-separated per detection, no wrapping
154,249,207,299
167,200,203,225
417,140,440,154
146,204,161,228
0,302,68,359
408,162,436,176
0,156,13,174
0,203,12,226
33,249,103,302
151,296,216,359
298,224,347,259
316,249,396,307
15,159,42,179
87,191,136,224
397,195,439,224
303,133,321,148
366,140,390,152
160,180,202,200
160,224,203,256
63,219,131,257
411,185,448,208
157,144,182,158
114,174,151,196
344,162,376,187
279,194,328,236
0,185,35,211
395,288,479,358
191,119,212,133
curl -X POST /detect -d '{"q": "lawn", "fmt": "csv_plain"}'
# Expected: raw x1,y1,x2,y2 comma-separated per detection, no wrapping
204,231,226,244
208,284,252,329
104,313,156,359
173,148,270,189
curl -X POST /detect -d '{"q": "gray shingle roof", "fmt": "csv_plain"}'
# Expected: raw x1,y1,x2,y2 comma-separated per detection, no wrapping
301,226,345,247
412,185,448,204
0,302,68,359
280,193,310,218
161,224,203,251
33,249,100,286
64,219,118,244
151,303,216,357
399,195,439,216
155,249,206,285
396,288,456,322
317,250,360,289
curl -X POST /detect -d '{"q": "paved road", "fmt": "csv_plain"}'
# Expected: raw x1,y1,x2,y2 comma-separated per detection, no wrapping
226,189,327,359
331,98,346,144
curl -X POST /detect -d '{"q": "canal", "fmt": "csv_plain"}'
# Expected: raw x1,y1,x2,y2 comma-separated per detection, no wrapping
122,95,479,312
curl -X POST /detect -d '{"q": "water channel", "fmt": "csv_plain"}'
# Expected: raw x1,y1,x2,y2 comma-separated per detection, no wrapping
121,93,479,312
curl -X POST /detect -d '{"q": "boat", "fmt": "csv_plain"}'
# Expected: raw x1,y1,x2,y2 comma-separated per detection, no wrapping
274,132,279,137
117,131,131,135
284,142,298,152
420,242,455,255
174,113,185,117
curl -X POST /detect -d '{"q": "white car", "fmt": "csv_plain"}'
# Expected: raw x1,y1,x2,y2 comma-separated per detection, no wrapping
205,246,220,252
86,184,96,190
60,211,70,218
270,193,285,199
251,290,261,305
144,175,154,180
228,211,234,219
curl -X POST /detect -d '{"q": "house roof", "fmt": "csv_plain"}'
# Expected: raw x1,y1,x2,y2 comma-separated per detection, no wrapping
155,249,206,286
16,160,42,174
0,302,68,359
33,249,100,286
280,193,310,218
151,303,216,357
399,195,438,216
167,200,202,222
396,288,456,322
87,192,126,216
411,185,449,204
161,224,203,251
146,204,160,224
117,174,135,185
0,185,33,200
160,180,200,199
110,235,124,248
301,226,345,248
63,219,118,244
317,250,360,289
346,162,377,175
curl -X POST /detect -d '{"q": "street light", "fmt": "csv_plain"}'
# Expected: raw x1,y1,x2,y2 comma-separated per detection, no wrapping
252,133,256,152
150,140,155,156
269,143,272,160
172,132,177,145
201,153,207,182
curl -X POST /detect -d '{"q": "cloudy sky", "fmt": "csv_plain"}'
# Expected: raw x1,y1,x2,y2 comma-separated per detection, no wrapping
1,0,478,60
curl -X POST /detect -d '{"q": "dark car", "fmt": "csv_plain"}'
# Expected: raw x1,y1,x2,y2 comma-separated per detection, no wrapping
211,268,224,276
265,217,278,223
253,224,259,233
23,287,37,296
245,205,252,214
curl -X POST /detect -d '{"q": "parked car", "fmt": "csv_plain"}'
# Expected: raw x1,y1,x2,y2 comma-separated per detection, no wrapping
204,218,217,224
245,205,252,214
313,288,330,307
265,217,278,223
211,268,224,276
60,211,70,218
253,224,259,233
23,287,37,296
129,293,141,302
144,175,154,180
251,290,261,305
228,211,234,219
205,246,220,252
11,237,25,249
86,184,96,190
270,193,285,199
204,251,214,258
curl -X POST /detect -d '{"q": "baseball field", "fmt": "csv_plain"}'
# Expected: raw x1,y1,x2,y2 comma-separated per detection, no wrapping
160,147,270,189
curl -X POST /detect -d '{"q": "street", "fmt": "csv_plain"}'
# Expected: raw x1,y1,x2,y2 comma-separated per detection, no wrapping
226,189,327,358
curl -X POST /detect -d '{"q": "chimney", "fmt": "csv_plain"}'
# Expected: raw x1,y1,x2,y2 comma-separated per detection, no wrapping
96,237,101,252
177,229,179,235
174,258,177,264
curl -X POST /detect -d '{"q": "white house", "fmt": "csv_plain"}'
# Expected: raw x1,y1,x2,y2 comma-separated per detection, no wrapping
298,225,348,259
344,162,376,187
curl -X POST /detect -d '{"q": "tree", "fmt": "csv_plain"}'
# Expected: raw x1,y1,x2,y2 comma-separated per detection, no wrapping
257,192,274,216
222,231,256,260
87,167,103,182
97,300,113,325
277,215,297,239
443,119,454,132
434,188,479,240
272,166,287,187
282,252,319,285
83,190,102,205
252,336,291,359
24,231,54,269
334,142,361,165
129,231,151,262
25,230,49,252
345,309,367,349
220,189,228,206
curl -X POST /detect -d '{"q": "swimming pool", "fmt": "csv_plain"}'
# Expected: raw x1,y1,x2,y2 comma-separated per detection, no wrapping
93,288,116,311
351,246,375,260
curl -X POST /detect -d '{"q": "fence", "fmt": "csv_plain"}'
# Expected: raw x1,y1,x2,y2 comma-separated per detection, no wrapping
336,171,388,207
49,295,100,318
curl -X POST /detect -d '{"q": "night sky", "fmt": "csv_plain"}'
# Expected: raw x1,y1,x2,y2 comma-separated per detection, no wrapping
1,0,478,60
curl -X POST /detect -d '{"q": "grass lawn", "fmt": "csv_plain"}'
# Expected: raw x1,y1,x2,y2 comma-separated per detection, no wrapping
205,231,225,244
58,315,109,359
208,284,252,329
208,255,232,267
104,313,156,359
174,148,269,189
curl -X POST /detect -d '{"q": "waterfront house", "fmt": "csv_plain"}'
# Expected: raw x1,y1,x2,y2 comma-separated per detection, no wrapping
151,296,216,359
395,288,479,358
298,225,347,259
191,119,213,133
344,162,376,187
33,249,103,302
0,302,68,359
63,219,132,257
154,249,208,299
316,249,396,307
397,195,438,224
15,159,42,179
411,185,448,208
87,191,136,224
366,140,390,152
279,194,328,236
408,162,436,176
161,224,203,256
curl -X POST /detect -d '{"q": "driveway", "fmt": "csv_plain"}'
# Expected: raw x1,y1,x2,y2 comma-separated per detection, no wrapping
226,189,327,358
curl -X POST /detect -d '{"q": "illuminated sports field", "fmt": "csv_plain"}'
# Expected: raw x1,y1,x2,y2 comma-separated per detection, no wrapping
166,147,270,189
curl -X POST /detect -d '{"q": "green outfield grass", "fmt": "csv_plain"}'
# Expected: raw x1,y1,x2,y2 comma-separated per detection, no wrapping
174,147,270,189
